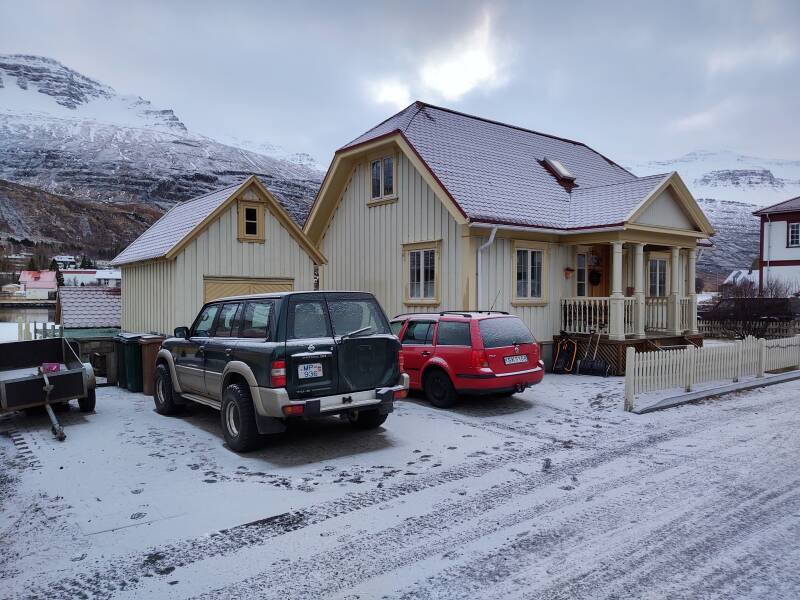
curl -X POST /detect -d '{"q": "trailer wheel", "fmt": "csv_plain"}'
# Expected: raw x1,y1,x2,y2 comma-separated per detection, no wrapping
153,363,180,415
78,388,96,412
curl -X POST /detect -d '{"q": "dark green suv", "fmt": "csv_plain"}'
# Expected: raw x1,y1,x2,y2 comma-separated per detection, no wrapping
153,291,409,452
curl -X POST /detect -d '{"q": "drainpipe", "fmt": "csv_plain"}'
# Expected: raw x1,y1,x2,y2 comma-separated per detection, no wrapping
476,227,498,309
763,214,771,295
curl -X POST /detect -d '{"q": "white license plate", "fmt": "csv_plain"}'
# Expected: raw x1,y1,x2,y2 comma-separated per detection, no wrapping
504,354,528,366
298,363,323,379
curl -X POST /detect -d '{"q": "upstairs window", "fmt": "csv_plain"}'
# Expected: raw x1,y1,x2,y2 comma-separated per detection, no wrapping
789,223,800,247
370,156,394,200
238,201,265,242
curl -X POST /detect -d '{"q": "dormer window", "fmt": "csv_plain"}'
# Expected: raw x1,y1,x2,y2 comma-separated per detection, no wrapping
238,200,265,243
543,156,575,182
370,156,394,200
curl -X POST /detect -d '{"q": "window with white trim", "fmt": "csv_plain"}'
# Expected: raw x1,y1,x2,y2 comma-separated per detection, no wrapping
516,248,544,299
789,223,800,247
408,248,436,300
576,253,587,297
370,156,394,200
648,258,667,297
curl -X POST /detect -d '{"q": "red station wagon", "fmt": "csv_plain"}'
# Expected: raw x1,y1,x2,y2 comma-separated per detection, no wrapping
390,311,544,407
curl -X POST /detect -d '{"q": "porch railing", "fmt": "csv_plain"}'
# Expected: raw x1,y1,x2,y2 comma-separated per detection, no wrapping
645,297,669,331
560,297,609,334
680,297,692,332
623,297,636,336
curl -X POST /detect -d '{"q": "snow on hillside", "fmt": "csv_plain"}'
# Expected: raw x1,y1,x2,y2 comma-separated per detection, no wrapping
0,54,322,224
629,150,800,207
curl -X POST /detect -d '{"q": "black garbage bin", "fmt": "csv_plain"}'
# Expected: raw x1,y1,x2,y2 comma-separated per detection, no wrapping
115,333,144,393
114,335,128,389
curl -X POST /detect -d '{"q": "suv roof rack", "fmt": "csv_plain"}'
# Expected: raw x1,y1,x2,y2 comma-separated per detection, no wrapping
437,310,510,318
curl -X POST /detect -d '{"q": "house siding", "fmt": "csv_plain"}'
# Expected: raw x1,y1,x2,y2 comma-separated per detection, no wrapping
320,151,463,318
121,188,315,334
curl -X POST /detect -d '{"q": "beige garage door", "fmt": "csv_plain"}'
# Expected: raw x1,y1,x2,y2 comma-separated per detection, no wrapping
203,277,294,302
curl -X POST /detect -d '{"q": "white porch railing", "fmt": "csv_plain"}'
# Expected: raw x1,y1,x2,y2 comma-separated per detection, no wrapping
645,297,669,331
680,297,692,332
560,298,609,334
624,335,800,411
623,297,636,336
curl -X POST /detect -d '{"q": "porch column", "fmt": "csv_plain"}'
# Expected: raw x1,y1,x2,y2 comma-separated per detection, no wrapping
633,243,646,337
668,246,683,335
687,248,698,334
609,241,625,340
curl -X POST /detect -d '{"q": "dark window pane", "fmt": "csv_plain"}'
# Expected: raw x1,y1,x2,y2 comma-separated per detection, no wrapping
245,207,257,222
436,321,472,346
371,160,381,199
241,302,273,339
290,301,329,339
409,250,421,298
516,250,528,297
479,317,534,348
402,321,434,345
192,304,220,337
214,303,241,337
383,157,393,196
531,250,542,297
423,249,435,298
328,299,389,336
245,221,257,235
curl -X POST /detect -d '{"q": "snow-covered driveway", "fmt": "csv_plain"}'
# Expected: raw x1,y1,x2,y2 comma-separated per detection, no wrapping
1,375,799,599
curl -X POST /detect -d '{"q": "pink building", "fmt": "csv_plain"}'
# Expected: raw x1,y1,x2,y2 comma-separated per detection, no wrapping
19,270,58,300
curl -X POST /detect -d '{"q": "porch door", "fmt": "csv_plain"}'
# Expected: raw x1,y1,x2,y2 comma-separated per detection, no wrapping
589,246,610,297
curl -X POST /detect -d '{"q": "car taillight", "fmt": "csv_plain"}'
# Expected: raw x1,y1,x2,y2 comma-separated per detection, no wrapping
282,404,304,416
398,352,405,373
270,360,286,387
471,349,489,369
394,388,408,400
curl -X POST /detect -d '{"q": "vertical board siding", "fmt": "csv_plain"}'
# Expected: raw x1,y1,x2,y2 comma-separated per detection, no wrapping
480,238,569,342
121,195,315,334
321,152,462,318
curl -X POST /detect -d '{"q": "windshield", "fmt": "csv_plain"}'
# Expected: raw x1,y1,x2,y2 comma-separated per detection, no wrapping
478,317,534,348
327,298,390,337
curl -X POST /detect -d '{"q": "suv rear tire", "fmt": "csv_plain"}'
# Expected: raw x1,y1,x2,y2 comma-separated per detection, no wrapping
346,409,388,429
153,363,181,415
424,369,458,408
221,383,261,452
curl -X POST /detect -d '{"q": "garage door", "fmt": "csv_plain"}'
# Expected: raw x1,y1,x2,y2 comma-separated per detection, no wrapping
203,277,294,302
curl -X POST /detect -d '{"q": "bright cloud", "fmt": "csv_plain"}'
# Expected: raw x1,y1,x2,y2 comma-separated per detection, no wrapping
372,79,412,109
707,33,797,74
419,11,501,101
667,99,742,134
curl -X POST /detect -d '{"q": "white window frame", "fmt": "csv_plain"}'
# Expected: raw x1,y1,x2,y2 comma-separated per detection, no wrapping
370,155,395,201
576,252,588,297
648,257,669,297
403,240,440,305
788,222,800,248
512,241,549,306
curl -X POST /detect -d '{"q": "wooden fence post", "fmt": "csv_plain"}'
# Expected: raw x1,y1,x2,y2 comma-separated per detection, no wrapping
624,346,636,412
684,346,694,392
757,337,766,378
734,340,743,383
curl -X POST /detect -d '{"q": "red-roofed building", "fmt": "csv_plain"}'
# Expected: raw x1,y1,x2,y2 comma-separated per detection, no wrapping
19,270,58,299
753,196,800,295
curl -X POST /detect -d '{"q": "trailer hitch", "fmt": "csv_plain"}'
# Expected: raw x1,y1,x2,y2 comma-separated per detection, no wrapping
39,369,66,441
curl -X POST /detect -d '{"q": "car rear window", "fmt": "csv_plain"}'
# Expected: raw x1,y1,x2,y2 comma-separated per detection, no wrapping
436,321,472,346
327,298,390,337
478,317,534,348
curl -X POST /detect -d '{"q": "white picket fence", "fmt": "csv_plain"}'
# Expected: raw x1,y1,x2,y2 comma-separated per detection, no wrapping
624,335,800,411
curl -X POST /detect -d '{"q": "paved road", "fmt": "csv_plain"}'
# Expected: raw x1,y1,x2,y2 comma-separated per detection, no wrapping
1,377,798,599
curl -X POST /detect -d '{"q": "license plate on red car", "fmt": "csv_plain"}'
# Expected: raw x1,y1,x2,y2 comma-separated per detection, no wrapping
298,363,323,379
504,355,528,365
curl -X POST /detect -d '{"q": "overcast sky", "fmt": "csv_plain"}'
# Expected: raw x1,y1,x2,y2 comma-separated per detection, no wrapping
1,0,798,165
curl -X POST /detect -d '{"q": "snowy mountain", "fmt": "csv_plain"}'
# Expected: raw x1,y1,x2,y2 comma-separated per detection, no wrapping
0,55,322,224
628,150,800,283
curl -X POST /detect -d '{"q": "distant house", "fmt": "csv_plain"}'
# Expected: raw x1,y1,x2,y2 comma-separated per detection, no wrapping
53,254,78,269
18,270,57,299
305,101,715,360
753,196,800,294
720,268,760,297
111,176,325,334
56,286,121,329
62,268,122,287
1,282,23,296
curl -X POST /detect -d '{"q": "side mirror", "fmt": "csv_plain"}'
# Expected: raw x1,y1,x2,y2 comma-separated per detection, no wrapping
174,326,189,339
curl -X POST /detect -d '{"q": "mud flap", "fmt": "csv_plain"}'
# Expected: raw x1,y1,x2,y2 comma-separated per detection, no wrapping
254,413,287,435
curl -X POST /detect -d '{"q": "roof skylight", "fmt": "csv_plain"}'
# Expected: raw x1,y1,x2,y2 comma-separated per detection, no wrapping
543,157,575,182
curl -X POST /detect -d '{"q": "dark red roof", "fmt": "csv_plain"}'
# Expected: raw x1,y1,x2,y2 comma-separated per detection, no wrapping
753,195,800,216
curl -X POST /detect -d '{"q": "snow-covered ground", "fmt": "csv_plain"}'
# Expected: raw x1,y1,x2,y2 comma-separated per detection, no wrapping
1,375,799,599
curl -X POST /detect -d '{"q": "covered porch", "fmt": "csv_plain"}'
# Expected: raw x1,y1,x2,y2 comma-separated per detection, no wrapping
559,241,699,340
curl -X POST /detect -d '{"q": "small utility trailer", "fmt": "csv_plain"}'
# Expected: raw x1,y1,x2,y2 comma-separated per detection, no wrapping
0,338,96,440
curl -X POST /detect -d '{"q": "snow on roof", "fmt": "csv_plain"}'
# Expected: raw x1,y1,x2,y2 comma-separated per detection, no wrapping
723,269,760,286
58,286,121,328
339,101,668,229
753,195,800,216
19,270,57,288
